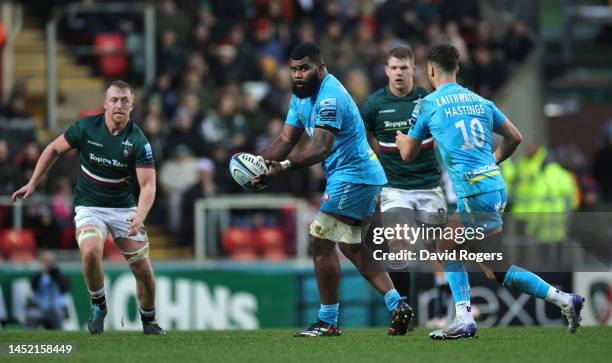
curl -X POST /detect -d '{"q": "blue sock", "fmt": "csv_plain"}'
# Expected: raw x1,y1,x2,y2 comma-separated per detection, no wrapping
502,265,551,299
318,303,339,326
384,289,401,311
444,261,470,303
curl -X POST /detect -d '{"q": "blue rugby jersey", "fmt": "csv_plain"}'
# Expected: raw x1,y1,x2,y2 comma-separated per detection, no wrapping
285,74,387,186
408,82,507,198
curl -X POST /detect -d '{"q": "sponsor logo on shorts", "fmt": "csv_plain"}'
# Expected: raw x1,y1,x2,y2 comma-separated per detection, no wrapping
337,184,351,210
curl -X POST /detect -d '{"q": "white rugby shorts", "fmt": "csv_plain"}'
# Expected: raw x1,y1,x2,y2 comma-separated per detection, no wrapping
74,206,148,242
380,186,447,225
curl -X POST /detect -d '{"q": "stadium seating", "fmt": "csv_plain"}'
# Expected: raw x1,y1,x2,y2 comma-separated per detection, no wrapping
0,228,36,262
93,33,128,78
59,227,76,249
254,227,287,260
222,227,257,260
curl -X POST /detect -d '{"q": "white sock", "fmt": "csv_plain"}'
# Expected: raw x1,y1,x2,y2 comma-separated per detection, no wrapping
545,287,571,307
455,301,474,323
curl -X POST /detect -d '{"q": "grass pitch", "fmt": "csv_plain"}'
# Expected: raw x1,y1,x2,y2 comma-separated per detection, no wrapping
0,327,610,363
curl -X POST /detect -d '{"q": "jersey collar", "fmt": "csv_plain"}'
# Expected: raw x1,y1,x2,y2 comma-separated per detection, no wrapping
385,85,420,100
436,82,459,92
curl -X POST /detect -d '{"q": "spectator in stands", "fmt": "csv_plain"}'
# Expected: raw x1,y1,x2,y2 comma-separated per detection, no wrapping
158,29,188,77
180,158,216,245
173,92,203,128
319,18,353,77
352,20,379,73
209,42,262,84
503,19,535,63
141,112,167,163
167,108,208,158
157,0,191,44
196,1,216,30
46,149,80,196
444,21,471,65
252,18,284,80
295,21,316,44
200,91,250,152
25,251,70,330
241,88,269,140
179,68,211,115
0,138,17,195
159,144,200,233
50,177,73,230
144,72,179,121
15,142,42,187
343,68,371,107
0,89,37,157
191,22,213,59
255,117,283,155
472,46,508,99
121,19,145,78
262,67,293,116
439,0,479,36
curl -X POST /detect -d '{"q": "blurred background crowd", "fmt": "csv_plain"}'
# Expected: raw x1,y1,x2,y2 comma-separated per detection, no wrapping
0,0,611,259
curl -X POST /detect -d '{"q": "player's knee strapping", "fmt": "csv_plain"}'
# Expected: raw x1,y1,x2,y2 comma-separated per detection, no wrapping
309,212,362,244
77,227,104,247
123,244,150,264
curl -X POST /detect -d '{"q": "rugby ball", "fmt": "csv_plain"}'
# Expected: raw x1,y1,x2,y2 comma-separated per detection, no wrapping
229,152,268,191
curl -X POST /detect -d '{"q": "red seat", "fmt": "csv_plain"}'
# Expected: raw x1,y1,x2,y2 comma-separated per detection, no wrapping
0,229,36,261
60,227,76,249
103,234,124,262
222,227,256,260
255,227,287,260
93,33,128,78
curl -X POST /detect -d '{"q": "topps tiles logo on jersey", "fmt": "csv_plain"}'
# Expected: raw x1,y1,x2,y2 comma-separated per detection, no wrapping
88,153,127,168
383,120,409,129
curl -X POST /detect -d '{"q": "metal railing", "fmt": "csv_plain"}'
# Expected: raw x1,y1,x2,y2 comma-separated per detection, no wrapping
194,195,312,261
0,195,55,230
1,1,23,102
46,3,156,131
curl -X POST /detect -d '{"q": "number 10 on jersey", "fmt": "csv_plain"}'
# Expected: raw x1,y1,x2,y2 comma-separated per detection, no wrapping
455,118,485,150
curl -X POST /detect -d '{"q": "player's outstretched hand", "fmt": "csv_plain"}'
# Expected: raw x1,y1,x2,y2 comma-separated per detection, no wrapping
11,183,35,203
127,214,144,236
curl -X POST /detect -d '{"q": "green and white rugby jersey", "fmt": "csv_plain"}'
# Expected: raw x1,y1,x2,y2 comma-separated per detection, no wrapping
63,114,155,208
361,86,441,190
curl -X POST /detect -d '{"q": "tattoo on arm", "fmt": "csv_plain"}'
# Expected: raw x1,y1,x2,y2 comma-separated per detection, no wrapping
288,127,336,169
261,124,303,161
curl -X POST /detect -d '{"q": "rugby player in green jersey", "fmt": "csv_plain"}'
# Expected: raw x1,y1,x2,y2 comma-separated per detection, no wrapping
361,47,447,311
13,81,165,335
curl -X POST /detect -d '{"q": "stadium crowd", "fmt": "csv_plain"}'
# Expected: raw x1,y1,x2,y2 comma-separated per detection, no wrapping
0,0,609,253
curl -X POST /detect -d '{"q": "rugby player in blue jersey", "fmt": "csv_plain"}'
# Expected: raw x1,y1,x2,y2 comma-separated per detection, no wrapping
396,44,584,339
253,43,413,337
